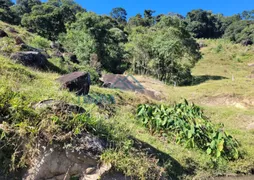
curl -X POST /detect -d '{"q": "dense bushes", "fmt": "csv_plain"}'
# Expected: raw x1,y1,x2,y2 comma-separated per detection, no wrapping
137,100,240,162
223,20,254,44
186,9,223,38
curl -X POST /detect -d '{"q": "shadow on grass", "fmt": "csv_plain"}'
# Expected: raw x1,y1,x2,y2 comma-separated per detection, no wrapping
190,75,228,86
45,61,68,74
131,137,192,179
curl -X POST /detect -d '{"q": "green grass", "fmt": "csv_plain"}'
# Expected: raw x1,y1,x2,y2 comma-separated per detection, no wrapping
98,39,254,178
1,21,254,179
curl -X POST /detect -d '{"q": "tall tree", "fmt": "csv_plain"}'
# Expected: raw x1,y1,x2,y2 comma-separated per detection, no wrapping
0,0,18,24
110,7,127,25
242,10,254,20
61,12,128,73
126,15,201,85
16,0,41,14
186,9,223,38
144,9,155,26
21,0,84,40
0,0,13,8
128,13,145,27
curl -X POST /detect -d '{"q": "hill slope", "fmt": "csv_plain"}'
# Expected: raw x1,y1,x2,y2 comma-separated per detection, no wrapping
0,21,254,179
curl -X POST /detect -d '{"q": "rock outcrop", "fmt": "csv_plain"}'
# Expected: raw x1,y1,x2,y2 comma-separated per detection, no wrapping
6,27,18,33
69,54,80,64
50,42,65,52
56,72,91,95
241,39,253,46
20,44,50,58
198,41,207,48
15,36,25,45
0,30,8,38
33,99,86,114
10,51,49,69
23,133,110,180
100,74,163,100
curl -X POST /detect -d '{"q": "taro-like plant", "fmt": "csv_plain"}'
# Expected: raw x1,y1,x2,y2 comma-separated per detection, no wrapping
137,100,240,161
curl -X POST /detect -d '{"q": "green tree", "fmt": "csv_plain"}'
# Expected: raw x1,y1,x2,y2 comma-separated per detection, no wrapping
224,20,254,43
186,9,223,38
0,0,13,8
21,0,84,40
242,10,254,20
110,7,127,25
0,0,19,24
144,9,155,26
61,12,128,73
126,15,201,85
16,0,41,14
128,13,146,27
218,14,241,34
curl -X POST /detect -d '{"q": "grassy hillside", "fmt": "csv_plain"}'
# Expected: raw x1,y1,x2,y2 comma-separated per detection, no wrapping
131,39,254,178
0,21,254,179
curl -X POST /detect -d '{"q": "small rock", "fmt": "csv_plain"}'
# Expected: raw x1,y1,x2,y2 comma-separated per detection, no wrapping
56,72,91,95
33,99,86,114
241,39,253,46
10,51,48,69
198,41,207,48
15,36,25,45
6,27,18,33
63,53,80,64
50,41,60,49
20,44,50,58
85,167,96,174
0,30,8,38
102,82,112,88
70,54,80,64
50,42,65,52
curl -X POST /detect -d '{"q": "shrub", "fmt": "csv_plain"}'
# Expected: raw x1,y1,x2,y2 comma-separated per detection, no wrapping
137,100,240,162
0,37,18,54
215,44,223,53
30,36,50,49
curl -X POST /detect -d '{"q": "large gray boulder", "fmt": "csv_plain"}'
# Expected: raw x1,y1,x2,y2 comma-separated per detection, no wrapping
10,51,48,69
23,133,110,180
20,44,50,58
56,72,91,95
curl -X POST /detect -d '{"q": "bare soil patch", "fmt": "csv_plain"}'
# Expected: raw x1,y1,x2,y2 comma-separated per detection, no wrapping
200,95,254,109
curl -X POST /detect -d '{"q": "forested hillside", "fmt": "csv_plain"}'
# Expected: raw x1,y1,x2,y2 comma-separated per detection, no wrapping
0,0,254,180
1,0,254,84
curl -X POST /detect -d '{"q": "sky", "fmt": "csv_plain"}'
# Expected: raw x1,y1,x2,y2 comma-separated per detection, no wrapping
78,0,253,17
13,0,254,18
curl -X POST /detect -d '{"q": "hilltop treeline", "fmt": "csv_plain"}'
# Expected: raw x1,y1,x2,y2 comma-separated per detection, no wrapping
1,0,253,84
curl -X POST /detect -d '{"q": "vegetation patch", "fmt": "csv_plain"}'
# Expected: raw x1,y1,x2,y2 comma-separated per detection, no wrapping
137,100,241,164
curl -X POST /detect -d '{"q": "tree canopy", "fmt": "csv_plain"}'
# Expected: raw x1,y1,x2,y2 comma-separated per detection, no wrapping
110,7,127,25
21,0,84,40
61,12,129,73
1,1,254,83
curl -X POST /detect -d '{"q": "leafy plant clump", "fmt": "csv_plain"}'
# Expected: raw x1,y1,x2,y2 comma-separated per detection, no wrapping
137,100,240,162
